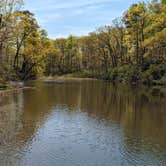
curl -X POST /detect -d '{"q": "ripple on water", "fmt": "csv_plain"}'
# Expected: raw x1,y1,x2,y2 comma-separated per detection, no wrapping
0,80,166,166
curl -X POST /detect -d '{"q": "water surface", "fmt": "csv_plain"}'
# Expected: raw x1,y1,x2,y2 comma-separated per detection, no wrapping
0,79,166,166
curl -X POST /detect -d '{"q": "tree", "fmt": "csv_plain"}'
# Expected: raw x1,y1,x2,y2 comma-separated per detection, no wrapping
0,0,23,62
123,2,147,64
143,0,166,58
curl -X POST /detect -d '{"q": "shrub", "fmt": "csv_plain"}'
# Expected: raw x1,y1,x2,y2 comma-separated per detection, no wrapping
108,65,141,84
0,63,18,81
141,61,166,85
126,66,141,83
108,67,118,81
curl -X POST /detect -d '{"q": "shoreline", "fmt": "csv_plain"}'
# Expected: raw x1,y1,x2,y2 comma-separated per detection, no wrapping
0,81,35,96
40,73,166,87
0,78,165,99
1,73,165,96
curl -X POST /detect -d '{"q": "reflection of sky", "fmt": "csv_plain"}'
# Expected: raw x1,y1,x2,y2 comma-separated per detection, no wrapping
21,107,165,166
0,80,165,165
21,108,124,166
23,0,141,38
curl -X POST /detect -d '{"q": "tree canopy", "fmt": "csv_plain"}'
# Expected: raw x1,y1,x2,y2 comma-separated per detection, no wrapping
0,0,165,85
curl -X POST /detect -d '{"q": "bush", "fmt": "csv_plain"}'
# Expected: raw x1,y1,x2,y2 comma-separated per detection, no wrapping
142,62,166,85
0,63,18,82
117,65,130,82
126,66,141,83
141,70,153,85
108,65,141,84
108,67,118,81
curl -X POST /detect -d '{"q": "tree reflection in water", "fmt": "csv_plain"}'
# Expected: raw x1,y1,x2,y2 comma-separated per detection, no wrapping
0,79,165,166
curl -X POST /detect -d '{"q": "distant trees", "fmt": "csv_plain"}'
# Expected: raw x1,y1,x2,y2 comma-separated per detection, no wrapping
45,0,165,84
45,36,81,75
0,0,165,85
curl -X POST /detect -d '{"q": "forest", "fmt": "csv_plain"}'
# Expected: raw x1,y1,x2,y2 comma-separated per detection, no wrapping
0,0,166,88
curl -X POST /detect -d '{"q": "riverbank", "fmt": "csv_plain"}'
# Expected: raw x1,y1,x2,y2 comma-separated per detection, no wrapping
44,58,166,86
0,81,24,90
44,69,166,86
1,76,166,100
0,81,35,97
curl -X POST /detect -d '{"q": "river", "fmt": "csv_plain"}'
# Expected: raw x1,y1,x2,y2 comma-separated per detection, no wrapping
0,79,166,166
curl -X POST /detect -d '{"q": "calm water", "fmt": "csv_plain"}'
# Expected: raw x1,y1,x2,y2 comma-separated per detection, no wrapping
0,79,166,166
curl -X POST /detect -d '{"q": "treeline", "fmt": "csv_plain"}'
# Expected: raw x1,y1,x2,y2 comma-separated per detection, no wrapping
0,0,53,83
45,0,166,85
0,0,166,86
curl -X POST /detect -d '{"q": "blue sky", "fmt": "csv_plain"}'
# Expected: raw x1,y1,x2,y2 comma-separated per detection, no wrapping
23,0,141,38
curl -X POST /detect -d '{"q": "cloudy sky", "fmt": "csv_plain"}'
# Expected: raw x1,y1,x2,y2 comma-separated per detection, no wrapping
24,0,140,38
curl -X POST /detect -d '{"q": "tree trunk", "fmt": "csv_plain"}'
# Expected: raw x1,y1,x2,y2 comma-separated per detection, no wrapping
136,29,139,64
0,42,3,63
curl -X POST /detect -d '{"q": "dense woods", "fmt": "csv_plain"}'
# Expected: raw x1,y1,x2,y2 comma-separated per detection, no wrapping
0,0,166,87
